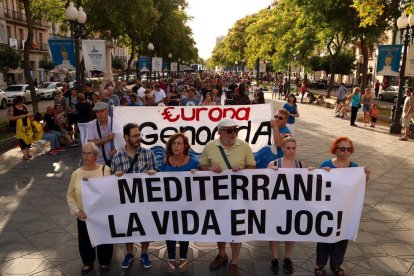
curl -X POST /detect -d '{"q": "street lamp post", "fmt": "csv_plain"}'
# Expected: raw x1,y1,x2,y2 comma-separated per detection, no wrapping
177,58,181,78
390,12,414,134
168,53,172,78
65,2,86,94
147,42,154,84
235,61,238,77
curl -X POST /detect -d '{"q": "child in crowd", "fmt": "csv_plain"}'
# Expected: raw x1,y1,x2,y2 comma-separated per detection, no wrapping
370,104,379,128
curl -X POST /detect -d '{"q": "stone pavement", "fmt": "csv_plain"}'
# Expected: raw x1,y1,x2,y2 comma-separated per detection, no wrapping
1,96,414,276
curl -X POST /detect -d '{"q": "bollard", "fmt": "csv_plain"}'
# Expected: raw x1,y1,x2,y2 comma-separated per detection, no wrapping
390,104,396,120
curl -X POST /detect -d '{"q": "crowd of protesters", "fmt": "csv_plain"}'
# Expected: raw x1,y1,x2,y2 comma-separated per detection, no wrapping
61,72,372,276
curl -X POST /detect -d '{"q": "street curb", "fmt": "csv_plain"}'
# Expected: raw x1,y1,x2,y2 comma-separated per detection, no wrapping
0,136,17,155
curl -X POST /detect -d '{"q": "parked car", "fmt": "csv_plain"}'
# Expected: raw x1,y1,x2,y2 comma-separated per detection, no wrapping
379,86,413,103
5,84,39,104
0,89,7,109
310,79,328,90
379,86,399,103
37,82,62,99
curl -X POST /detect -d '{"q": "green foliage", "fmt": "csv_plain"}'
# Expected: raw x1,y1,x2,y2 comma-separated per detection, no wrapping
39,54,54,72
112,56,124,71
30,0,66,23
0,45,22,73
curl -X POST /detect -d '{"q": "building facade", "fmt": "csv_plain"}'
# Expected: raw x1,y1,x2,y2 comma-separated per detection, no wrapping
2,0,50,86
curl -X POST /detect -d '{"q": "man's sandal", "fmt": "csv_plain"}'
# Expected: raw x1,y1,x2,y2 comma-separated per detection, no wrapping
332,267,345,276
167,261,176,273
314,266,326,276
178,259,188,272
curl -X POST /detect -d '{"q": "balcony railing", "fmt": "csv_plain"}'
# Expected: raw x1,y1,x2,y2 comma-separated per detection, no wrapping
15,39,48,52
3,8,49,28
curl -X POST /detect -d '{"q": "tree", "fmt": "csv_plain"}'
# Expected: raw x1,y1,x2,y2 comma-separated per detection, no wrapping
20,0,65,113
0,45,22,77
112,56,124,71
39,55,55,72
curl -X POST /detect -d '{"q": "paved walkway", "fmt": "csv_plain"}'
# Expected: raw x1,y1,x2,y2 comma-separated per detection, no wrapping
1,95,414,276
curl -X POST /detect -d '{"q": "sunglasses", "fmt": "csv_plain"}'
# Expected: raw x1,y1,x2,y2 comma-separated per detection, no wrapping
222,128,238,134
337,147,352,152
274,115,285,120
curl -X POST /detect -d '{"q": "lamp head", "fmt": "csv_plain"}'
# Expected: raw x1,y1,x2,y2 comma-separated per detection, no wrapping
147,42,154,51
397,12,408,29
77,7,87,24
65,2,78,21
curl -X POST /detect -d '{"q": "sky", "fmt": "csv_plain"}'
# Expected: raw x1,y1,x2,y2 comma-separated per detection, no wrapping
186,0,272,60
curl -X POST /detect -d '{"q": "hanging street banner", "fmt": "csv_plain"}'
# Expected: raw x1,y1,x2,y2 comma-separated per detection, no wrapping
405,44,414,77
82,40,106,72
171,62,178,72
376,45,403,76
48,39,76,71
9,38,17,49
138,57,151,72
152,57,163,72
82,168,366,247
162,61,169,72
112,104,275,168
259,62,266,73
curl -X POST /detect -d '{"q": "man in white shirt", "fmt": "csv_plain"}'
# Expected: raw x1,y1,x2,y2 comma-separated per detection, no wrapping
153,83,166,105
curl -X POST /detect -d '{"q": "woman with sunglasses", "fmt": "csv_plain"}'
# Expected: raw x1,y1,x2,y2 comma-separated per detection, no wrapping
267,136,302,274
315,136,370,276
158,133,198,273
53,88,67,110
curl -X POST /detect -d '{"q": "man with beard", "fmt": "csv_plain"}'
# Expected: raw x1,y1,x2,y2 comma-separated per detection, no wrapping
111,123,157,270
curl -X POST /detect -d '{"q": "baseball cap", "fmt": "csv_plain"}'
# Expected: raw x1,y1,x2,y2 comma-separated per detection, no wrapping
217,118,238,129
93,102,109,111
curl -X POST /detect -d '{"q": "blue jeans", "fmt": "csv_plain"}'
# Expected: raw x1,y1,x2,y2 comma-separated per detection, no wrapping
166,240,189,260
43,132,59,149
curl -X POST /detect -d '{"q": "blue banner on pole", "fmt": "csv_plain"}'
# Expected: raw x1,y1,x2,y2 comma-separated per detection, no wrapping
138,57,151,72
48,39,76,70
376,45,402,76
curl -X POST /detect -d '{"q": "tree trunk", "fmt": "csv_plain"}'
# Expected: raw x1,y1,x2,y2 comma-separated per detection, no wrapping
22,0,38,114
126,42,136,83
327,54,338,98
360,38,369,93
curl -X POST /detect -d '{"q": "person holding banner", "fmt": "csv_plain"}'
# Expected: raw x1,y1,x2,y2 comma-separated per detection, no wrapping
111,123,157,270
271,109,292,159
66,142,113,275
315,137,370,276
158,133,198,273
199,118,256,276
267,136,303,274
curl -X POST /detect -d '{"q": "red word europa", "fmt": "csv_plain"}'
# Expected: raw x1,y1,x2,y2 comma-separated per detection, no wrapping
161,107,251,122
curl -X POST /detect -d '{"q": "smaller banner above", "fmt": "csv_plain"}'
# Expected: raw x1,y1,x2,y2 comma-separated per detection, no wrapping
152,57,163,72
48,39,76,71
82,40,106,72
376,45,402,76
171,62,178,72
138,57,151,72
405,44,414,77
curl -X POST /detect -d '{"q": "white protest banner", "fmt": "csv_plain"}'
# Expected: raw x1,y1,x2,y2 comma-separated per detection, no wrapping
112,104,275,168
83,168,366,247
82,40,106,72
